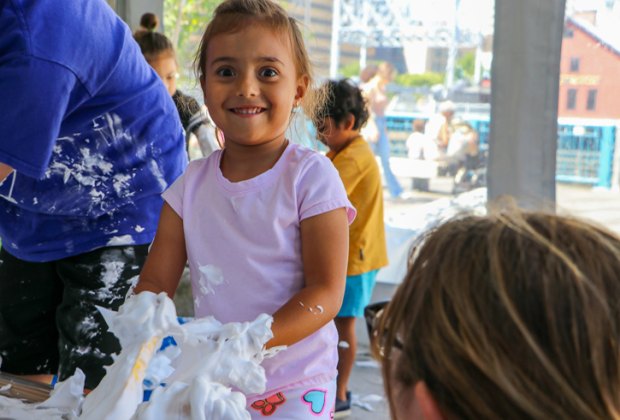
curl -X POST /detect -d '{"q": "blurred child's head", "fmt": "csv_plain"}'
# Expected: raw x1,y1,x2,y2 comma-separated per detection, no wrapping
194,0,321,147
455,120,474,133
376,62,395,83
138,12,159,32
360,64,378,84
376,209,620,419
412,119,426,133
438,100,455,119
315,79,369,152
134,26,177,96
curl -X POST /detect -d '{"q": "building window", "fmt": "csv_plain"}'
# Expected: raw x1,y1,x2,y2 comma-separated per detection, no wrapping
564,27,574,38
586,89,597,111
569,57,580,72
567,89,577,110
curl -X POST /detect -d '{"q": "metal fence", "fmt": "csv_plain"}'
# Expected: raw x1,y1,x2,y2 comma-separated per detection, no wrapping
386,113,618,188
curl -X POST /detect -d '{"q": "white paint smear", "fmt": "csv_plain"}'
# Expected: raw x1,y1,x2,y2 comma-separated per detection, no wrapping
107,235,134,246
198,265,224,296
298,301,324,315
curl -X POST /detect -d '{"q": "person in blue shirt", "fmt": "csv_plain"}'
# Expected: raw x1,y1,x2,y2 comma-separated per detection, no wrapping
0,0,187,390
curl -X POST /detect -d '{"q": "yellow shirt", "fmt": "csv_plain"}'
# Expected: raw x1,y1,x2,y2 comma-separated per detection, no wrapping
327,136,388,275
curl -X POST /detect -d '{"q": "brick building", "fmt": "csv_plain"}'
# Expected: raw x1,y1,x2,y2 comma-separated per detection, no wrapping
559,16,620,119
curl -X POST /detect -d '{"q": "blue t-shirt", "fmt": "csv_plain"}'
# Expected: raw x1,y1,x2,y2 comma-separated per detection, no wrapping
0,0,187,262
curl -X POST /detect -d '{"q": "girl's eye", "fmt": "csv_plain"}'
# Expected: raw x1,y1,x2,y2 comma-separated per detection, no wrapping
260,68,278,78
216,67,235,77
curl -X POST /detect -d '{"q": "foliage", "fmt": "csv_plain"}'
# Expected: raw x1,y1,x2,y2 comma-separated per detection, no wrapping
163,0,220,86
456,51,476,81
394,72,445,87
340,62,361,79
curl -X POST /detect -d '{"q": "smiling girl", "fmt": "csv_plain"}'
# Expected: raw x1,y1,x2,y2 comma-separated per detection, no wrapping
134,0,355,418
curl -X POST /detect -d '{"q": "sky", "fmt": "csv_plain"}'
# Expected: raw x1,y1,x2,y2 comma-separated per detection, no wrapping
568,0,610,11
409,0,495,34
409,0,618,35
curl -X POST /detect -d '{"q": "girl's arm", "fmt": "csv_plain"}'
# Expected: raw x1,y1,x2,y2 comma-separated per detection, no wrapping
134,202,187,297
267,207,349,348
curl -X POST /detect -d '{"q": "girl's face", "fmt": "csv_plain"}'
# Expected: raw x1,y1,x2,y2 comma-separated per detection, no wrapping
201,24,308,148
151,54,178,96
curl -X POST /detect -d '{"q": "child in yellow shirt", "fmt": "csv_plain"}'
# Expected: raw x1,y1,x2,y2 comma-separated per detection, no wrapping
316,79,389,417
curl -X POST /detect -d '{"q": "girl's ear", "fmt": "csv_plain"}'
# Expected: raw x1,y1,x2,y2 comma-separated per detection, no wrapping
295,75,310,102
414,381,444,420
200,75,207,103
344,113,356,131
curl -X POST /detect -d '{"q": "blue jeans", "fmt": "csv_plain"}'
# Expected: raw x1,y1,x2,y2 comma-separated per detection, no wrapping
374,116,403,198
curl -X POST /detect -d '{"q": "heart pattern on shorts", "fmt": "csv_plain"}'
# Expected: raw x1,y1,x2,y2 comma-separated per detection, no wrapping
302,389,327,414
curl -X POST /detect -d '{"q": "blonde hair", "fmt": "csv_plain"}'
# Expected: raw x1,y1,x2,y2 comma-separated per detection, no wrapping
194,0,325,125
377,210,620,419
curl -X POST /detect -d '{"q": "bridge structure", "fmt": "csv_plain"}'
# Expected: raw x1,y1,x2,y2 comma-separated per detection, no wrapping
328,0,482,87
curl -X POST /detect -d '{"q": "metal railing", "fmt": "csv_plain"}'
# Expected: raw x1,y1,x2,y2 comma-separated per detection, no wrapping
386,113,617,188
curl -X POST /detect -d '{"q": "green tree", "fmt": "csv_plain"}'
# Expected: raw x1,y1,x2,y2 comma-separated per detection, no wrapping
340,62,361,79
394,72,444,87
163,0,220,86
456,51,476,81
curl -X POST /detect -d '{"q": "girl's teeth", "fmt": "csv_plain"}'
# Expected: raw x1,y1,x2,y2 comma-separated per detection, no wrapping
236,108,260,114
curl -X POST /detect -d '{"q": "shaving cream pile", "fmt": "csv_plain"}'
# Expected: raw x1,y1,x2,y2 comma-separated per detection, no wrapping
0,291,278,419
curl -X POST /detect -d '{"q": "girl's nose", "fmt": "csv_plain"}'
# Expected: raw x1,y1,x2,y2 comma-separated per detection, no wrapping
237,73,258,97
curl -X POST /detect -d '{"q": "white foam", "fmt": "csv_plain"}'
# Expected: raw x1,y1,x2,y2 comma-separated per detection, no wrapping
0,292,278,419
197,264,224,296
106,235,134,246
0,369,85,420
80,292,178,419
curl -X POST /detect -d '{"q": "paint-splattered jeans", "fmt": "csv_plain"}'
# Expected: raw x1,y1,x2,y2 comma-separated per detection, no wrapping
0,245,148,390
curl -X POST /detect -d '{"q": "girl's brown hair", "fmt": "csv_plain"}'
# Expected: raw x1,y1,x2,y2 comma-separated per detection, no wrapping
377,210,620,419
139,12,159,32
194,0,323,124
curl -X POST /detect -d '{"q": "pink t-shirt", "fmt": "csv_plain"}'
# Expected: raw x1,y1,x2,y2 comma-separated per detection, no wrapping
163,143,356,394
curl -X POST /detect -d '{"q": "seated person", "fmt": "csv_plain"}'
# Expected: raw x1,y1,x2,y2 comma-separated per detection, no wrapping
405,119,438,191
406,119,438,161
373,208,620,419
445,121,479,169
426,100,456,153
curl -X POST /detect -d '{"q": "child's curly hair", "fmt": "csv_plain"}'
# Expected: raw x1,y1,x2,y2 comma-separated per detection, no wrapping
317,79,370,130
